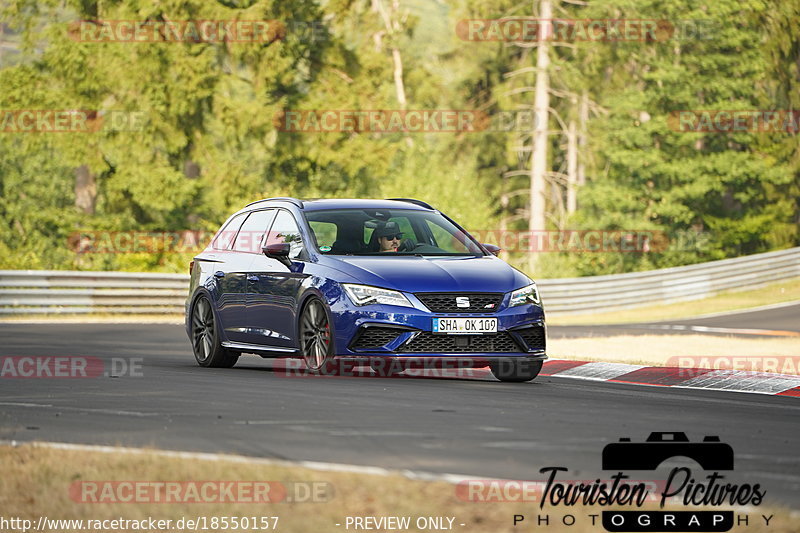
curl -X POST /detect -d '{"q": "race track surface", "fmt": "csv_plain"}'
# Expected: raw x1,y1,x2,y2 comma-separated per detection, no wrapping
0,323,798,506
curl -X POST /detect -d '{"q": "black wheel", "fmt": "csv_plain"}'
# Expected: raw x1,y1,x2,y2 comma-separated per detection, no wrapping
489,359,542,382
191,295,239,368
299,298,334,372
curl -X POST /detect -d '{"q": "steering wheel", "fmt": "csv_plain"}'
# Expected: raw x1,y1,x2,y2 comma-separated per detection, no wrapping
397,239,420,252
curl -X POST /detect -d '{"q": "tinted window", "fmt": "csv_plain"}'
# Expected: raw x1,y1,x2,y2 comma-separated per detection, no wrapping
265,210,304,259
304,208,483,256
212,213,247,250
233,209,276,253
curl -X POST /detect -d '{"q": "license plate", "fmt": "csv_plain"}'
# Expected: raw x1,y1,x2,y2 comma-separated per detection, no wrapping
433,317,498,334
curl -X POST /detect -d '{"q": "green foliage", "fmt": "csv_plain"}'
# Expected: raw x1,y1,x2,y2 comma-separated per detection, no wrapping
0,0,797,276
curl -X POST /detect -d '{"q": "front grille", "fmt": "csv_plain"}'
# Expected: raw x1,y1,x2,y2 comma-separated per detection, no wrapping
515,326,546,351
415,292,503,313
351,327,404,349
398,332,523,353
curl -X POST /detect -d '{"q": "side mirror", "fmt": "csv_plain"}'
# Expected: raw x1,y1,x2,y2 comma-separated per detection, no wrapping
482,243,501,256
263,243,290,257
262,242,292,266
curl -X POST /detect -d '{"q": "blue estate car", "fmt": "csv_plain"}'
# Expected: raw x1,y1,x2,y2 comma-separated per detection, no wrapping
186,197,546,382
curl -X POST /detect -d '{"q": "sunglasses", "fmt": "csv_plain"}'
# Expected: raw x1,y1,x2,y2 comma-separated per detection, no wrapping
380,234,403,240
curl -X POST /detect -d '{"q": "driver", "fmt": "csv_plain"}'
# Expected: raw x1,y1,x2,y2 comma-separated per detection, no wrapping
374,222,403,252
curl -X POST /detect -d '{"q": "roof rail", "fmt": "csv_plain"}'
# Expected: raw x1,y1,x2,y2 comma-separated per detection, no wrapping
386,198,434,210
245,197,304,208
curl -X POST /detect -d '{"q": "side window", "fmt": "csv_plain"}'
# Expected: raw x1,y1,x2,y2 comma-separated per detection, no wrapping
265,210,304,259
233,209,277,253
212,213,247,250
309,221,337,250
426,220,470,252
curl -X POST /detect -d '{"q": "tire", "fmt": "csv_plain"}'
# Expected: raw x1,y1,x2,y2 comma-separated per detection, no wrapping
190,294,239,368
489,359,542,382
299,297,335,373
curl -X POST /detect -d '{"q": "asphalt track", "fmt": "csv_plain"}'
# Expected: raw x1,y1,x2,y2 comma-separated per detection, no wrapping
549,302,800,338
1,322,798,507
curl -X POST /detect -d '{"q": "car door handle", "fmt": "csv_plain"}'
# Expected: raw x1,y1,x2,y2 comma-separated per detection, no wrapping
247,275,259,282
214,271,225,278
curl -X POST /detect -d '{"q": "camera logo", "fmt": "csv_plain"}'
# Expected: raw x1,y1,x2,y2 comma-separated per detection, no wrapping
602,432,734,471
599,432,763,533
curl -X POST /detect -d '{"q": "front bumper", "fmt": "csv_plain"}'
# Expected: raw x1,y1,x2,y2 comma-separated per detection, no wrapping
329,291,546,359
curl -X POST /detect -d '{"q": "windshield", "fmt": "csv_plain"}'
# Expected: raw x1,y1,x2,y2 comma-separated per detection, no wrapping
304,208,485,256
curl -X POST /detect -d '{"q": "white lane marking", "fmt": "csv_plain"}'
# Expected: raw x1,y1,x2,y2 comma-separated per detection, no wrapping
556,362,644,381
678,370,800,394
0,402,160,417
647,299,800,321
632,324,800,336
233,420,328,425
547,373,795,396
546,367,800,396
0,440,476,485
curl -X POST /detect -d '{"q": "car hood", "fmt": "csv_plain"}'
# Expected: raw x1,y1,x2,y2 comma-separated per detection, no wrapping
321,255,532,293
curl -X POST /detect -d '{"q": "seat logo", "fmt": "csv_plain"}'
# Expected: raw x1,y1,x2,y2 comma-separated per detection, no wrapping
456,296,470,308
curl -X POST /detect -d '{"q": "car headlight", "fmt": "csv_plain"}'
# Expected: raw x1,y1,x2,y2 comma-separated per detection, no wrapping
509,283,541,306
342,283,414,308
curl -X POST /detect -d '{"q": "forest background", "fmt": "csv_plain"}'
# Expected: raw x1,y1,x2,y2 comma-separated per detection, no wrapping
0,0,798,278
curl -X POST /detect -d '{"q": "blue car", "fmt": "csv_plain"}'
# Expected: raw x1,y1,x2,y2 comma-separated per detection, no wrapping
186,197,546,382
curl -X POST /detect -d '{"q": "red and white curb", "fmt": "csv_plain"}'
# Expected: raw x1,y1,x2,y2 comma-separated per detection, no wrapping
270,359,800,396
541,359,800,397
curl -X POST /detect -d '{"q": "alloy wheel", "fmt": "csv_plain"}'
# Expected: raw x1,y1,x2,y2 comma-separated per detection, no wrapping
192,296,215,363
300,299,332,370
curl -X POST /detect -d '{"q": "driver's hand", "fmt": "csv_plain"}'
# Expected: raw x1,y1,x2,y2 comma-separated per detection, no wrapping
397,238,416,252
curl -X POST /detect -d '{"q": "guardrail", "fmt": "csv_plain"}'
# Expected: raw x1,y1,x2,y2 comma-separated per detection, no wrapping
538,246,800,314
1,247,798,315
0,271,187,315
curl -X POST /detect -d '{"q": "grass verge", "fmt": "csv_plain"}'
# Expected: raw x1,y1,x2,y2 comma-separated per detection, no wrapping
548,335,800,374
0,445,796,533
547,278,800,325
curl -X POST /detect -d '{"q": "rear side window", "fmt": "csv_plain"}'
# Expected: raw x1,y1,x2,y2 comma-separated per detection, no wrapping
233,209,277,253
212,213,247,250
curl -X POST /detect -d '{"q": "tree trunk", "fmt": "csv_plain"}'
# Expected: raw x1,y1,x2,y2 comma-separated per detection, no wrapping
566,116,577,214
373,0,407,109
391,47,407,108
74,164,96,214
578,91,588,188
528,0,552,270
